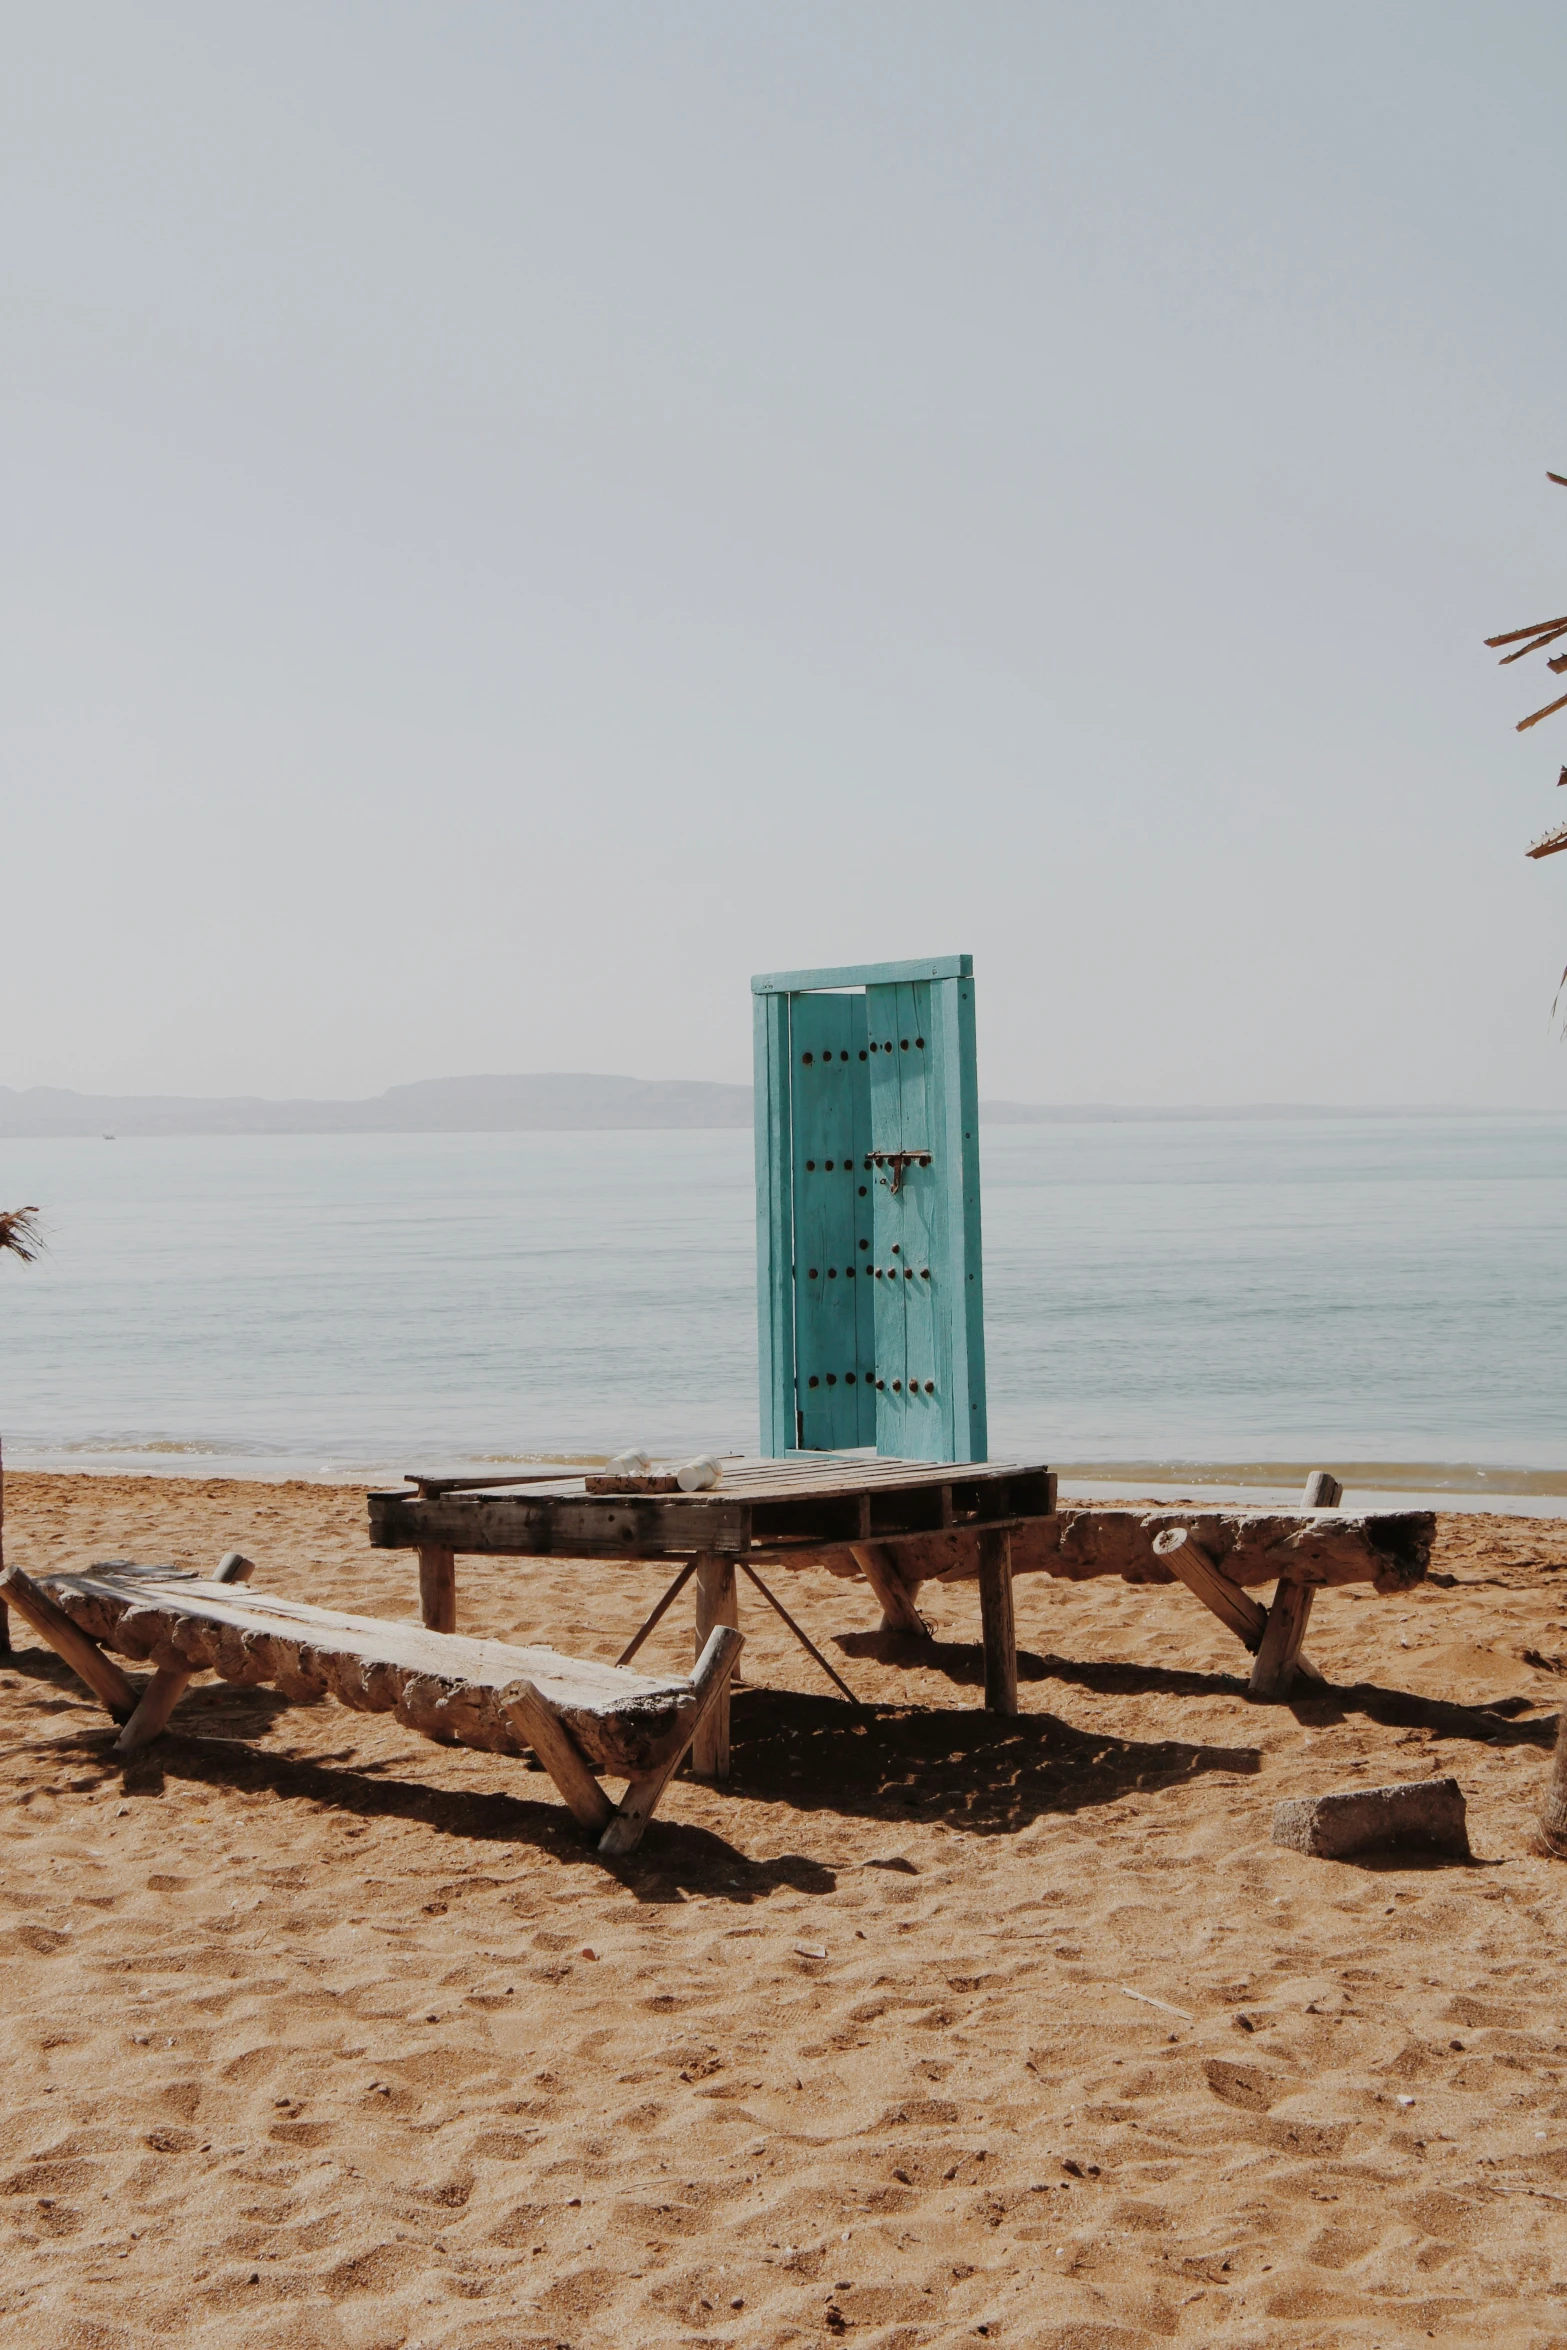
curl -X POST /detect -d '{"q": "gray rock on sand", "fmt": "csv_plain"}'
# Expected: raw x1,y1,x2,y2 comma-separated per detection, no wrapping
1271,1777,1470,1861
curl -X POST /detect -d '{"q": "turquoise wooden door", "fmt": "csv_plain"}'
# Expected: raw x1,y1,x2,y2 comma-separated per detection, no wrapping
753,956,986,1462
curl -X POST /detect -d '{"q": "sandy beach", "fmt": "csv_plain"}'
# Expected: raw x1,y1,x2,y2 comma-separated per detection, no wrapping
4,1472,1567,2348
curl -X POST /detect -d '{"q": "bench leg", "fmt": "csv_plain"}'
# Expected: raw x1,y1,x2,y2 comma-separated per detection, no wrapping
600,1753,687,1857
503,1678,615,1835
1153,1530,1326,1693
0,1563,141,1721
114,1665,193,1754
1249,1582,1317,1700
600,1625,745,1856
418,1546,457,1634
112,1553,253,1752
692,1553,738,1779
850,1541,932,1636
977,1527,1018,1714
1155,1528,1268,1649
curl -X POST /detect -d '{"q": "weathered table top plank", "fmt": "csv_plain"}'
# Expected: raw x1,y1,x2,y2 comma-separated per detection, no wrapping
370,1454,1057,1556
404,1454,1045,1499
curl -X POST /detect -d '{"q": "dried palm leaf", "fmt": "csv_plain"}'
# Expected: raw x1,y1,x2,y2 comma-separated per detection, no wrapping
1485,612,1567,648
1519,689,1567,734
0,1207,44,1262
1499,619,1567,664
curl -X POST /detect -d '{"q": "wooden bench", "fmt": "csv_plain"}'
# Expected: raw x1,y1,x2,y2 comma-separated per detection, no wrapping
0,1560,742,1857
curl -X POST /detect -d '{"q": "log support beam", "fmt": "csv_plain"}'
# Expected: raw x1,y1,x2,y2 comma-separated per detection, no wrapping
815,1496,1430,1597
1152,1526,1325,1700
1301,1470,1343,1509
114,1664,191,1755
602,1625,743,1856
0,1563,141,1720
502,1679,616,1835
1247,1468,1337,1699
1249,1581,1317,1700
112,1550,256,1753
850,1541,932,1636
1152,1526,1268,1649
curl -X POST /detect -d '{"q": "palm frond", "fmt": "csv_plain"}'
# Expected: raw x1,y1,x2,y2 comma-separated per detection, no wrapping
1488,478,1567,870
1519,688,1567,734
0,1207,44,1262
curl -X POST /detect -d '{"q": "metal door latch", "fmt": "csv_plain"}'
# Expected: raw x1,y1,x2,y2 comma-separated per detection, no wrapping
868,1149,932,1195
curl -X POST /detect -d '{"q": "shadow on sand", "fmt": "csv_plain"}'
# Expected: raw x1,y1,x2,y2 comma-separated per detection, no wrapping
837,1627,1560,1749
3,1640,1263,1897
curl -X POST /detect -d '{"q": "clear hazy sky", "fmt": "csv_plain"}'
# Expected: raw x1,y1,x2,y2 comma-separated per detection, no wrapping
5,4,1566,1106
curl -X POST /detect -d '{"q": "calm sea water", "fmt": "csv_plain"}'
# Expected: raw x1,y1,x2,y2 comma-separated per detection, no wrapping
1,1119,1565,1479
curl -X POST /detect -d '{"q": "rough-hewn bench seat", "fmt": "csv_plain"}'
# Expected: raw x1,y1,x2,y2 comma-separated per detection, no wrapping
0,1561,741,1857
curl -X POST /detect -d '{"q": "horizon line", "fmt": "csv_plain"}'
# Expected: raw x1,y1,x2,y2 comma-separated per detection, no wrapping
0,1071,1558,1128
0,1073,1557,1108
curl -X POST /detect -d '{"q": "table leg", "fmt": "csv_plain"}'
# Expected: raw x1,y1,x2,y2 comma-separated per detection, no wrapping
977,1526,1018,1715
418,1546,457,1634
692,1552,738,1779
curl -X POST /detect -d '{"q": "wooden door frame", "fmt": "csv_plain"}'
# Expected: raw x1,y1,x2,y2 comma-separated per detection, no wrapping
752,955,987,1462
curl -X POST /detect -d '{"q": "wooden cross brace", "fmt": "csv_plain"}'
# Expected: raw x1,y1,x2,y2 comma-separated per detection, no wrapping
1151,1526,1322,1699
1147,1472,1346,1701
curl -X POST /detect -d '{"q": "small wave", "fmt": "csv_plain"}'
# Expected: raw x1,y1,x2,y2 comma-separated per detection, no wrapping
43,1436,280,1461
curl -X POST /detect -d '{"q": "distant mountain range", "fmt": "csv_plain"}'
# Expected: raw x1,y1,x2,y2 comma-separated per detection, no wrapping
0,1077,1514,1138
0,1075,753,1136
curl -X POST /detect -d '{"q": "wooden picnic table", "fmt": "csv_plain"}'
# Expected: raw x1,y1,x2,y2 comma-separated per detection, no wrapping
367,1454,1057,1777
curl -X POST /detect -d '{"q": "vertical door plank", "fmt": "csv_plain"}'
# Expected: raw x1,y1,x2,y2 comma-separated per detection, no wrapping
792,994,871,1449
753,989,796,1454
847,994,877,1443
867,980,948,1459
929,971,988,1461
897,980,943,1461
865,982,908,1452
